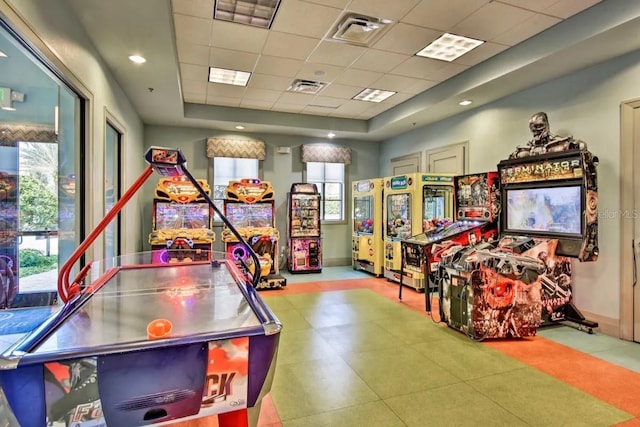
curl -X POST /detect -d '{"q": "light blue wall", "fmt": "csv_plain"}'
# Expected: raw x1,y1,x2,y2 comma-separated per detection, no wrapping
143,125,380,265
379,49,640,321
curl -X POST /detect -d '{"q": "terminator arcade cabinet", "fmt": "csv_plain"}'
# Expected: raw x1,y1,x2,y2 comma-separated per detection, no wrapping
148,177,215,263
223,179,286,289
400,172,500,293
286,183,322,273
352,178,384,277
383,173,454,285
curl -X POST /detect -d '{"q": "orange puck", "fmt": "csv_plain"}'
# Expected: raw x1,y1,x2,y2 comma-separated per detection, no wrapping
147,318,173,340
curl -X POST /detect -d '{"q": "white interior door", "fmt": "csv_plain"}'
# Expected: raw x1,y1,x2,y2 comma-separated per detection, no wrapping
425,142,467,174
391,152,421,175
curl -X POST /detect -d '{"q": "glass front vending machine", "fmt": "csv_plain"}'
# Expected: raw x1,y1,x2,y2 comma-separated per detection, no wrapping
352,178,384,276
287,183,322,273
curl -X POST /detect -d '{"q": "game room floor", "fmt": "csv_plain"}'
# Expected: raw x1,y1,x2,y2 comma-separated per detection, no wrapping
251,266,640,427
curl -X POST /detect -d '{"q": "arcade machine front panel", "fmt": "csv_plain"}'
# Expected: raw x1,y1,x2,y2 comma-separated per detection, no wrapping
287,183,322,273
352,178,384,277
223,179,286,289
401,172,499,294
149,176,215,263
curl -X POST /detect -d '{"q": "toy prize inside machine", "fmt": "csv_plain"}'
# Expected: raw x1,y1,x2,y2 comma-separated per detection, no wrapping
223,179,286,289
400,172,498,298
287,183,322,273
383,173,454,288
493,147,599,330
148,176,215,263
352,178,384,277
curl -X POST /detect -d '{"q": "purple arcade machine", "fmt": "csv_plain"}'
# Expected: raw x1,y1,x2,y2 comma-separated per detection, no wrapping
286,183,322,273
0,147,281,427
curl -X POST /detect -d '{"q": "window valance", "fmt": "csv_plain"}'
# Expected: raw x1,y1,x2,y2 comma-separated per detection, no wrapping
206,137,266,160
301,144,351,165
0,124,57,146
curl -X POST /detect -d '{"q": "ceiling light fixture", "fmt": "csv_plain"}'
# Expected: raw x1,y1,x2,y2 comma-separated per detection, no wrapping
235,125,245,130
209,67,252,86
128,55,147,64
214,0,281,29
416,33,484,62
328,132,336,139
459,100,472,106
1,107,15,111
353,88,396,103
0,51,7,58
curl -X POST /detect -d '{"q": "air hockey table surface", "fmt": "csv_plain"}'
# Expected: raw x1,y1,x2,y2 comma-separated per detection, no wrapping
0,251,281,427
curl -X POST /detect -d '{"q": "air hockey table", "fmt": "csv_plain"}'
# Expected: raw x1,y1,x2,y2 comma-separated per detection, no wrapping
0,147,282,427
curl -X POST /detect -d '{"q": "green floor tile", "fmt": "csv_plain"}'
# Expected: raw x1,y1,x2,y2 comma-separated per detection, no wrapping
276,328,336,366
315,321,409,354
270,307,312,332
282,401,405,427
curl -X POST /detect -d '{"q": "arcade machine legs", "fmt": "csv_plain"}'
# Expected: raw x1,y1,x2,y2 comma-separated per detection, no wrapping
563,302,598,334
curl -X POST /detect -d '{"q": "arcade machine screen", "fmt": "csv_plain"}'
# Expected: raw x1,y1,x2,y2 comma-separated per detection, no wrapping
154,202,211,230
354,196,374,234
386,193,412,239
423,191,446,223
505,186,582,236
225,203,273,229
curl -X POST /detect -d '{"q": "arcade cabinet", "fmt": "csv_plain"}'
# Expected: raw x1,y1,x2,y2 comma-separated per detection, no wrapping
383,173,454,285
148,176,215,263
400,172,499,293
286,183,322,273
0,147,281,427
223,178,286,290
352,178,384,277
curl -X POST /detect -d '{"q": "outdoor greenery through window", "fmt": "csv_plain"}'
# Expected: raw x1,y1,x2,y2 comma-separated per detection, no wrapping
212,157,259,221
307,162,344,221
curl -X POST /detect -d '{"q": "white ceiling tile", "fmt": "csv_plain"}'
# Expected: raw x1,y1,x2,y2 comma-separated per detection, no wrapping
451,2,535,41
205,95,241,107
173,14,212,46
310,96,344,108
247,73,294,91
254,55,304,77
491,13,560,46
426,62,469,81
176,42,209,66
373,23,442,55
371,74,423,92
350,49,409,73
383,92,413,105
207,82,247,98
401,0,488,31
296,62,345,82
544,0,601,19
497,0,561,13
390,56,447,79
180,63,208,81
271,103,306,113
240,99,275,109
262,32,320,60
320,83,363,99
302,105,333,115
181,78,207,93
277,91,317,105
209,48,259,71
402,79,438,95
453,42,510,66
171,0,212,19
334,68,383,86
271,0,343,38
243,87,282,102
307,41,367,67
183,91,206,103
301,0,350,7
346,0,421,21
334,99,375,115
211,21,269,53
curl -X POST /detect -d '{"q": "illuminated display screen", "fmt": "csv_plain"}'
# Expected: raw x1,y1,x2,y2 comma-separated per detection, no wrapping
154,202,210,229
225,202,273,228
505,186,582,236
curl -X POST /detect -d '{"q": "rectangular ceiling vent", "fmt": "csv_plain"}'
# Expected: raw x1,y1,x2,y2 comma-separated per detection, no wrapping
331,13,393,46
288,79,328,95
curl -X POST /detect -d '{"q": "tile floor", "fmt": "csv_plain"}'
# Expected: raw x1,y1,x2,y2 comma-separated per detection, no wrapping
258,266,640,427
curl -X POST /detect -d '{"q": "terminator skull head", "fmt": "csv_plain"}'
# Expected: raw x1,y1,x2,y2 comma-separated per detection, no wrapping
528,112,550,145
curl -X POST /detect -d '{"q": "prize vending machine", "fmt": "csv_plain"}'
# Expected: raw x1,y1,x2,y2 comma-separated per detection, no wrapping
401,172,500,294
287,183,322,273
383,173,454,285
223,178,286,289
148,177,215,263
352,178,384,277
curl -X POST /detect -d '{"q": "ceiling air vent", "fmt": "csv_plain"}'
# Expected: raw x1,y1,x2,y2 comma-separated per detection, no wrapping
331,13,393,46
288,79,328,95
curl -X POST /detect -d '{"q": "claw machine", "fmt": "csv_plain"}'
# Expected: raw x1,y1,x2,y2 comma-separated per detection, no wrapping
287,183,322,273
352,178,384,276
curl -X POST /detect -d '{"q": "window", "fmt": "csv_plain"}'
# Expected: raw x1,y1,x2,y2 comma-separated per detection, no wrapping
212,157,259,221
307,162,344,221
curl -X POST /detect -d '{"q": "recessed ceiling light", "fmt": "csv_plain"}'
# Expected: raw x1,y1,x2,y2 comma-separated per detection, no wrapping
214,0,281,29
328,132,336,139
128,55,146,64
416,33,484,62
235,125,245,130
459,100,472,106
209,67,251,86
353,88,396,103
0,51,7,58
1,106,16,111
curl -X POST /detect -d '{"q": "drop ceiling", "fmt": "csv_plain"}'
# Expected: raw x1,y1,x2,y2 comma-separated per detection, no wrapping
62,0,640,141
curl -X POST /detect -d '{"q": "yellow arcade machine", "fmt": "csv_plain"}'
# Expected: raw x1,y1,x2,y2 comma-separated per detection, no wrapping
383,173,454,285
149,176,215,263
352,178,384,276
222,178,286,289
